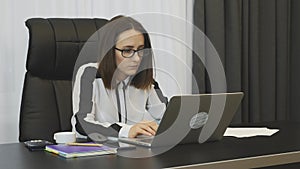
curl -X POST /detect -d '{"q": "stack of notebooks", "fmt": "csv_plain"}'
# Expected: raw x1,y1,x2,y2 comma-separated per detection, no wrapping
45,143,117,158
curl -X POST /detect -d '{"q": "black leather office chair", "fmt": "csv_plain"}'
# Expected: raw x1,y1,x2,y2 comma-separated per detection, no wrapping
19,18,108,142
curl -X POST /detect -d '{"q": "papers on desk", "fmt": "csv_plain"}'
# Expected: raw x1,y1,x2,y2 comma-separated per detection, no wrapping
224,127,279,138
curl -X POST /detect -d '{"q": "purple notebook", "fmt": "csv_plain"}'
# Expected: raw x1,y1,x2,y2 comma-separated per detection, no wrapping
45,144,116,158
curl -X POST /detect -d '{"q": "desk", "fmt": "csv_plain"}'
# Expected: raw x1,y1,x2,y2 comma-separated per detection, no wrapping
1,121,300,169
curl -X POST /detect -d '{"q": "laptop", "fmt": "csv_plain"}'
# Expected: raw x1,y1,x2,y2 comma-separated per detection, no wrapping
118,92,244,147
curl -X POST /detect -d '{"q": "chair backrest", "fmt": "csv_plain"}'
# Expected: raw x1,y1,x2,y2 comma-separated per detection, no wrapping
19,18,108,142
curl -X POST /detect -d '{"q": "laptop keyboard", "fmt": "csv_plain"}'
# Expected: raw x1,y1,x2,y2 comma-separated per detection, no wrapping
139,138,153,143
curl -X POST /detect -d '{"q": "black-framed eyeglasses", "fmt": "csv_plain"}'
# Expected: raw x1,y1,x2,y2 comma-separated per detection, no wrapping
115,48,147,58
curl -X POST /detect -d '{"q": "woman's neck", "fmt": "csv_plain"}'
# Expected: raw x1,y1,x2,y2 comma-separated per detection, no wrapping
115,71,129,83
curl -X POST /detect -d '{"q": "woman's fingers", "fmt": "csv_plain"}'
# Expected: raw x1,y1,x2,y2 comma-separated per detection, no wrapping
148,121,158,131
140,121,158,132
129,121,159,138
139,123,156,135
129,125,152,138
137,126,153,136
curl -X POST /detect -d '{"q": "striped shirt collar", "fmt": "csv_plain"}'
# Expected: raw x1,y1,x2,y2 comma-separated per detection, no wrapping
116,76,130,89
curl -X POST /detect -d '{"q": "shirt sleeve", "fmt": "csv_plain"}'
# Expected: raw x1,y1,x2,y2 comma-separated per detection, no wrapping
145,81,168,123
118,124,133,138
71,63,124,140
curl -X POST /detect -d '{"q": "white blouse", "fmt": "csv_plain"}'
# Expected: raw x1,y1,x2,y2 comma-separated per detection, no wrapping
72,63,167,138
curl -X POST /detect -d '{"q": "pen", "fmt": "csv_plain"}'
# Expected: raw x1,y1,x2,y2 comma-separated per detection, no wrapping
66,142,103,147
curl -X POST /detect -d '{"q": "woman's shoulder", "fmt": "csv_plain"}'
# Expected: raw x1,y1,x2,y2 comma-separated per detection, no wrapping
75,62,99,81
93,78,104,86
152,80,163,90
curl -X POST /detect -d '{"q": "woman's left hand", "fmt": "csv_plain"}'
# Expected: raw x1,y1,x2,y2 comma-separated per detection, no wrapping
128,121,158,138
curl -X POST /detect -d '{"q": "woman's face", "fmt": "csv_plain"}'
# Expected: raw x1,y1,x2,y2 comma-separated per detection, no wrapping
115,29,144,80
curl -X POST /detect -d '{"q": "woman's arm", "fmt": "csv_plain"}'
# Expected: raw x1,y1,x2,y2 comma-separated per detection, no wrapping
72,63,121,140
125,81,167,138
144,81,168,122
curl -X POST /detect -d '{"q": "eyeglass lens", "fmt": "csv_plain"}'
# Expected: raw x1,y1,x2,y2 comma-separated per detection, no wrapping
122,49,145,58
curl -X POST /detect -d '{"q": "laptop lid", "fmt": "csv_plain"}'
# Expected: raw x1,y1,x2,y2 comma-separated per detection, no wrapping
119,92,244,147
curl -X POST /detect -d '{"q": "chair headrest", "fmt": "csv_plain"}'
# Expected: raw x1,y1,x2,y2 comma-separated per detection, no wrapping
25,18,108,80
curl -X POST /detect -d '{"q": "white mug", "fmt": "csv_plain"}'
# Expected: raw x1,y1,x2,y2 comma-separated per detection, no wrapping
53,131,76,144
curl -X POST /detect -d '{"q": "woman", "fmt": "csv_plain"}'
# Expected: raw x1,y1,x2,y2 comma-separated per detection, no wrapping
73,16,167,139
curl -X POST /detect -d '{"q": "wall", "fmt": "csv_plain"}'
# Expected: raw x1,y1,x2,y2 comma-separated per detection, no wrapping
0,0,194,143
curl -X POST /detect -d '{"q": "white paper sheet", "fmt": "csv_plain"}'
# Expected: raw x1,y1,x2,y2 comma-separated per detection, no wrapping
224,127,279,138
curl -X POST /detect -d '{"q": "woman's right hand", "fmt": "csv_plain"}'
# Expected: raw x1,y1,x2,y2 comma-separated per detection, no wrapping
128,121,158,138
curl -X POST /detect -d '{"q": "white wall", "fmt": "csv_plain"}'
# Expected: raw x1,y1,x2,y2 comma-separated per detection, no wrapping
0,0,194,143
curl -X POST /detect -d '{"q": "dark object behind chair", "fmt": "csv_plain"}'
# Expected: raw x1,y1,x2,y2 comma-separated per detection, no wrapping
19,18,108,142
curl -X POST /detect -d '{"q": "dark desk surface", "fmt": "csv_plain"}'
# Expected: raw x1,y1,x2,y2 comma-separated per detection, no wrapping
1,121,300,169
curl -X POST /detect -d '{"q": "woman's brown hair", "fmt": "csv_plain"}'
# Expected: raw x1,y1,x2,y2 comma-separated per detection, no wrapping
98,15,154,90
